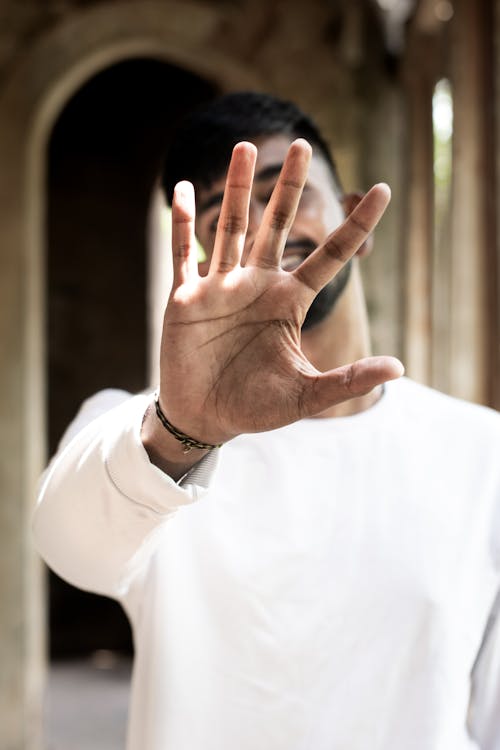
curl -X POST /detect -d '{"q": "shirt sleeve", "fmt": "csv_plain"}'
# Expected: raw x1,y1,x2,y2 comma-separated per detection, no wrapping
468,589,500,749
32,390,219,599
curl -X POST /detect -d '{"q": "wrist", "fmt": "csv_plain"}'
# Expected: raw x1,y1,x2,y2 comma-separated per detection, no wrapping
154,392,223,453
141,403,212,481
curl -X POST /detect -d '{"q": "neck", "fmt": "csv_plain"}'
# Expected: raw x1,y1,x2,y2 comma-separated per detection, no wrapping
301,261,382,418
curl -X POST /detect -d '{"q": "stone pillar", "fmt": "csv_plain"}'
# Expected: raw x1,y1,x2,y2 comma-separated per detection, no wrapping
403,50,435,385
449,0,494,404
360,77,406,362
493,0,500,410
0,96,46,750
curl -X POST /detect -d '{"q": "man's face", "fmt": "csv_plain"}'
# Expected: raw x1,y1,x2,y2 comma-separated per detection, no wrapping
194,134,351,330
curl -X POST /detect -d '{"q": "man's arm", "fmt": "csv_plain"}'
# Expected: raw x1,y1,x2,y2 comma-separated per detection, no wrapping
141,140,403,475
33,392,211,598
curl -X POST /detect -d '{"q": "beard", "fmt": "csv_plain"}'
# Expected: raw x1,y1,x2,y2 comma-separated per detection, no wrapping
301,260,352,331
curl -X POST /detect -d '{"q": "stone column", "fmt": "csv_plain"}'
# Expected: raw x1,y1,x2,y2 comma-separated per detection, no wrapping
0,91,46,750
493,0,500,410
402,45,436,385
449,0,495,404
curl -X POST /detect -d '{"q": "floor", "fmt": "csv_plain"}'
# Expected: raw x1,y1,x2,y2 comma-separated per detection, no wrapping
45,652,132,750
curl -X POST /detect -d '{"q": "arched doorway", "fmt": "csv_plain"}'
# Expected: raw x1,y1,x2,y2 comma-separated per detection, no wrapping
46,56,216,746
48,57,215,524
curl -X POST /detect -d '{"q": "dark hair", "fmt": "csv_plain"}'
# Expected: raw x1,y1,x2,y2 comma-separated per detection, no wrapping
161,91,343,204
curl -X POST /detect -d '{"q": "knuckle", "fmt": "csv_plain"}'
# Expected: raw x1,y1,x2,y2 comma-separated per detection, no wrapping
173,213,191,225
281,177,303,190
174,242,190,258
216,259,235,273
349,213,371,234
222,216,246,235
258,256,276,269
226,181,251,192
341,364,355,394
324,237,349,263
269,209,290,231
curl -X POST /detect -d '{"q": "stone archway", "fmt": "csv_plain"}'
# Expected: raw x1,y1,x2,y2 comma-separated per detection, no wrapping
46,56,218,670
0,3,259,747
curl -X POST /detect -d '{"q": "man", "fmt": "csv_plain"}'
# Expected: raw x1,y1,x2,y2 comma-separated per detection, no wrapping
34,93,500,750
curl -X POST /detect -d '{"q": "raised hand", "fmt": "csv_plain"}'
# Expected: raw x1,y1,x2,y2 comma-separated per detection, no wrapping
142,139,403,477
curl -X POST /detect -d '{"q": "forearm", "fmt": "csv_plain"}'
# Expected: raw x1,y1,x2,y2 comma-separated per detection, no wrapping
33,393,200,597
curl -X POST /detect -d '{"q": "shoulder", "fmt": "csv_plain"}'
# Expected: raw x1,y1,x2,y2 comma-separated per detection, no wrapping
387,377,500,449
390,376,499,424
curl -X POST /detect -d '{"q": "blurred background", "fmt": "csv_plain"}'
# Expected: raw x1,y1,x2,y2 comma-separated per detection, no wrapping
0,0,499,748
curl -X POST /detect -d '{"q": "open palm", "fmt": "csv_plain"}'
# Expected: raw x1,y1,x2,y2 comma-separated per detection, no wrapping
158,140,402,448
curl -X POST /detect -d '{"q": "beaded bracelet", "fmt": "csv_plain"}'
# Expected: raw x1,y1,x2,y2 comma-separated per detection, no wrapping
154,392,222,453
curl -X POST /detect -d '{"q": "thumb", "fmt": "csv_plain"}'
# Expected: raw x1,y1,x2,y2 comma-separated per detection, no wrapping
302,356,404,416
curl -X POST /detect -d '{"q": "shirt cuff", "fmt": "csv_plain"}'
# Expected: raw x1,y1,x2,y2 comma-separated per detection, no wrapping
103,393,219,513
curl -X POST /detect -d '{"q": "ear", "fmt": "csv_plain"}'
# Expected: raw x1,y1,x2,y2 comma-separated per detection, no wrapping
342,192,374,259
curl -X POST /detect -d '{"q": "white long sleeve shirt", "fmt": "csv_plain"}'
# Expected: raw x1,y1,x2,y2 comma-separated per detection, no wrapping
34,377,500,750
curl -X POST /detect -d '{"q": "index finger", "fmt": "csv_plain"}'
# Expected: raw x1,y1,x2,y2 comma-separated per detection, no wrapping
293,183,391,293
